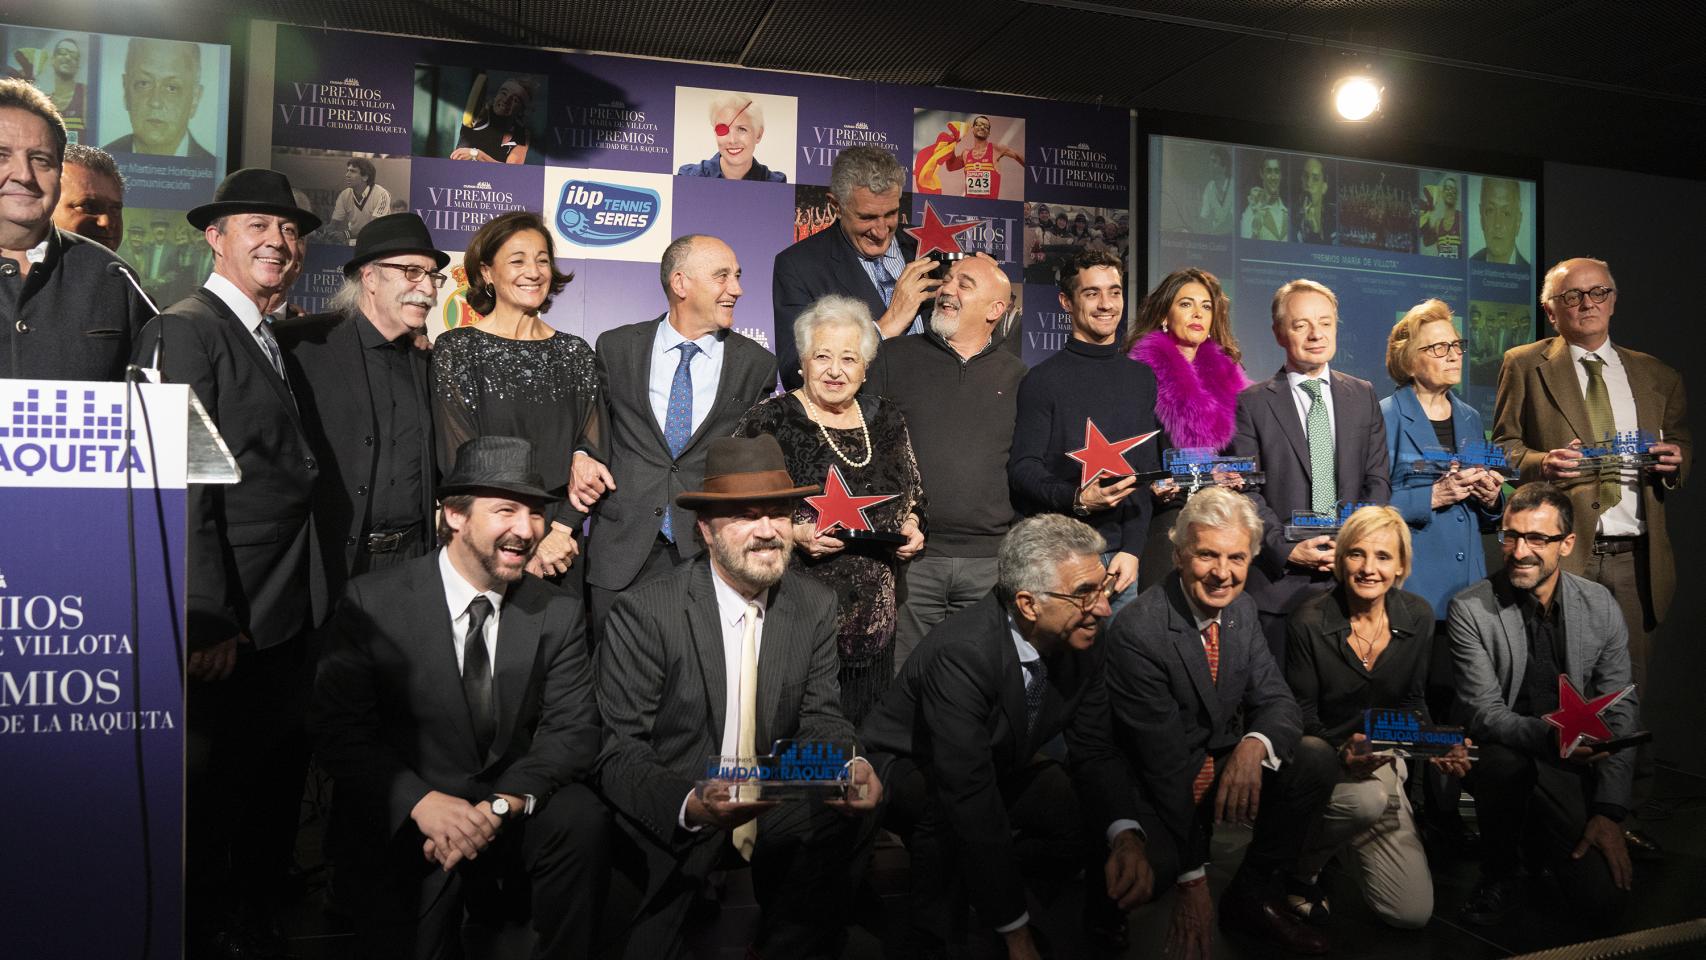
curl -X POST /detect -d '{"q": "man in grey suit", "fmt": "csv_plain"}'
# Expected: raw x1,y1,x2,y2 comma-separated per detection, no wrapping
596,435,883,958
571,234,779,640
1450,482,1636,928
1104,487,1336,958
1230,279,1390,658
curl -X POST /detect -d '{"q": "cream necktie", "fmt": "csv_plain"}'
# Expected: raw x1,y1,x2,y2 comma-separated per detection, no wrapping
732,601,760,860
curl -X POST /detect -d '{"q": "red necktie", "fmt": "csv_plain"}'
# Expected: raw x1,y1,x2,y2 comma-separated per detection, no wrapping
1192,621,1220,804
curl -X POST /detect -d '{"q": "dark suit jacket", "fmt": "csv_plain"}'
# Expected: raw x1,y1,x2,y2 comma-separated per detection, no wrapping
1231,368,1390,614
595,559,847,887
1491,336,1691,622
309,553,601,839
772,224,922,391
102,132,215,160
276,311,436,597
1103,574,1303,869
133,287,325,648
0,227,152,381
584,317,777,592
858,593,1139,929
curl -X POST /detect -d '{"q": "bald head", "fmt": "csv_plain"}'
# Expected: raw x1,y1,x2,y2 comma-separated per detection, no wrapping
931,253,1011,348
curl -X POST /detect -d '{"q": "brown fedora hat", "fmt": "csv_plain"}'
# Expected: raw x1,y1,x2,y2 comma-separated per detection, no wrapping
676,435,820,510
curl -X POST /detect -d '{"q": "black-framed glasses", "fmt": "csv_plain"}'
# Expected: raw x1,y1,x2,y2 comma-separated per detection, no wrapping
1546,285,1613,308
1498,529,1569,550
1040,572,1118,612
372,261,449,288
1418,338,1468,358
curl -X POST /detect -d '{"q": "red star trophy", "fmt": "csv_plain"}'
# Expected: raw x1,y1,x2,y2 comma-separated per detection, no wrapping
1541,675,1645,759
905,200,985,278
806,464,905,549
1065,418,1161,488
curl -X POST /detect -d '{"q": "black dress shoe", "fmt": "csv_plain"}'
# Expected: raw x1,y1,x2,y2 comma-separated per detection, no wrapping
1624,828,1664,859
1219,883,1328,955
1460,876,1518,926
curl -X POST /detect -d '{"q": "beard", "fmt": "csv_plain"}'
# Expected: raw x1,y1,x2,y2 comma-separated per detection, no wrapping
710,527,792,593
477,532,535,584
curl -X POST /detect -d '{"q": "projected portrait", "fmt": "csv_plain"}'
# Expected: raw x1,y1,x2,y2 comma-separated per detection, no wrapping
912,109,1025,201
271,147,410,246
1155,139,1233,236
5,31,90,140
672,87,796,183
1292,156,1336,245
1418,172,1464,259
413,65,547,165
1238,153,1288,241
1468,176,1532,267
100,37,215,158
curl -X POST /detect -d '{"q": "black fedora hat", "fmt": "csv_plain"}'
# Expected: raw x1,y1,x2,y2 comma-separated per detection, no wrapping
438,436,560,502
676,435,820,510
343,212,451,276
186,168,322,233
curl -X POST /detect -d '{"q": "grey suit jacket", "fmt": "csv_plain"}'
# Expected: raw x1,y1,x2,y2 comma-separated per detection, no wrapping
1447,571,1638,809
585,316,778,591
1104,574,1303,869
1230,368,1390,614
595,558,847,869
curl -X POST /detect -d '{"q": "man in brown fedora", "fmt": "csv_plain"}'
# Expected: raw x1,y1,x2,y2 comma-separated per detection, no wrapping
596,434,883,959
277,212,448,600
311,435,607,959
132,167,326,957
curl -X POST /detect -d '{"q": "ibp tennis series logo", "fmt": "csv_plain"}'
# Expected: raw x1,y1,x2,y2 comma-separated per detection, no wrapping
555,179,660,247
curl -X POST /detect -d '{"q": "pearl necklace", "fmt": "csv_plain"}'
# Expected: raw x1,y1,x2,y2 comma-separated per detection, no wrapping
800,392,872,468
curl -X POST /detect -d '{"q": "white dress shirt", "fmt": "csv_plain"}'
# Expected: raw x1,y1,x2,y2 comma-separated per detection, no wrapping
1568,341,1643,537
648,318,724,439
204,271,278,361
1285,365,1337,441
438,548,502,673
678,564,768,831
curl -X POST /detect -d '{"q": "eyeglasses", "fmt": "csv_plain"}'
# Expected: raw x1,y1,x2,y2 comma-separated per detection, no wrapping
1546,285,1613,308
372,261,449,289
1417,339,1468,358
1497,529,1569,550
1040,572,1118,612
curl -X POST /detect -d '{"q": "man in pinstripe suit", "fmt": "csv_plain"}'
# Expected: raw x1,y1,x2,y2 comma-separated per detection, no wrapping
596,435,883,959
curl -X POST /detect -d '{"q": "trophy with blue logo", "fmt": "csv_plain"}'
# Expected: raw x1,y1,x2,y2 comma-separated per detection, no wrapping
698,739,861,803
1361,708,1476,759
1149,447,1265,495
1574,430,1665,482
1407,438,1511,478
1285,500,1377,541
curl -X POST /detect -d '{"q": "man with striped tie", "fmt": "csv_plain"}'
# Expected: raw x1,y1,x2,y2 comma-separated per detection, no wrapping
1105,488,1336,959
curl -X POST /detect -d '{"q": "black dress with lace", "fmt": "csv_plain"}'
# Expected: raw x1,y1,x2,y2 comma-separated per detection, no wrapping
431,326,604,530
733,392,926,724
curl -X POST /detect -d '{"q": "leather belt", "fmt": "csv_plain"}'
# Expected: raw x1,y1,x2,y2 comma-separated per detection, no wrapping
1593,536,1639,556
364,526,416,553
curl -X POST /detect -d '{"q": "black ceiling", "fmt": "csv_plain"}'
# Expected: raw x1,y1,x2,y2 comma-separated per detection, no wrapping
21,0,1706,180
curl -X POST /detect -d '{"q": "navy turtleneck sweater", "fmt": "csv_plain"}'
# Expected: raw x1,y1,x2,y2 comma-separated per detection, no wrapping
1008,337,1160,554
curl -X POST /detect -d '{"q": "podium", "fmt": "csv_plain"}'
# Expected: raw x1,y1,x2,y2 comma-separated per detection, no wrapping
0,377,235,958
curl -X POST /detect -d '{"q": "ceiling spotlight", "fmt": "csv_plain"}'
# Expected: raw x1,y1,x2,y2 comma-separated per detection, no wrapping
1333,75,1382,121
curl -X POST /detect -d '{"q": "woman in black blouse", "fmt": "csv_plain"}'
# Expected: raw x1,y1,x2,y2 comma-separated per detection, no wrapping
1283,505,1471,929
734,294,925,723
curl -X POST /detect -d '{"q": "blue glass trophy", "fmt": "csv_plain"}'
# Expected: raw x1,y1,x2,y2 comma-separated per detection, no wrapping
1148,447,1265,494
1285,500,1377,541
698,739,861,802
1361,708,1475,759
1408,438,1511,478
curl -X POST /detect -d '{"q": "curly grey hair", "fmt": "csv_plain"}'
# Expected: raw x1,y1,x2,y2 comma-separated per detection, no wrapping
998,514,1107,602
829,145,906,202
794,294,879,367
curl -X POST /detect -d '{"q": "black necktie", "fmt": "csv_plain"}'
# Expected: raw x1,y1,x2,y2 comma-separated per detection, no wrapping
1022,659,1048,740
462,595,495,758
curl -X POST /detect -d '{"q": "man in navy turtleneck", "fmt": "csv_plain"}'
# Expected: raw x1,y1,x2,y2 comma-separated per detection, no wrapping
1009,249,1159,617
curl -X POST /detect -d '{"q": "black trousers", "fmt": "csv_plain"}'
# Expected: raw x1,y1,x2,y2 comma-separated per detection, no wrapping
352,783,612,960
610,795,877,959
590,535,686,648
1463,742,1630,928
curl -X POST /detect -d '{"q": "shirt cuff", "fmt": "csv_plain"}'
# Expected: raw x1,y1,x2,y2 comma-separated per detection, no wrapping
1245,732,1282,771
523,794,537,816
678,791,704,833
1177,865,1209,884
1106,819,1145,848
1591,802,1628,823
994,911,1030,935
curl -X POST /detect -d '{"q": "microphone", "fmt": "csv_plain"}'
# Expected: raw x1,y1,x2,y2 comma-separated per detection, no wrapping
109,260,165,379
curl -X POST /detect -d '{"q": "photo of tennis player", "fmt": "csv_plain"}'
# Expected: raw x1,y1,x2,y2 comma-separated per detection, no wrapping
98,37,220,159
413,65,546,164
271,147,409,246
5,30,90,141
672,87,796,183
912,109,1025,201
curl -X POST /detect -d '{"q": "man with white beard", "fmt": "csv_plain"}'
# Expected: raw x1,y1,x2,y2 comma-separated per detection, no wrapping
278,212,445,598
864,252,1027,670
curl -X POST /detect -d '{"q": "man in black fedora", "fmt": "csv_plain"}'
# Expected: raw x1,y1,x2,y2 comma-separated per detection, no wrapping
278,212,447,599
596,434,883,958
311,435,608,959
132,167,327,957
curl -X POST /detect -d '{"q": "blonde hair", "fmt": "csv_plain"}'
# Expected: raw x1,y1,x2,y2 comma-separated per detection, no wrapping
1333,505,1412,588
708,92,764,133
1385,298,1457,386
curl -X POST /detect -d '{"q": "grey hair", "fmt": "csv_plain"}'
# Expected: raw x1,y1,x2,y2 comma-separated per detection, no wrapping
829,145,906,202
659,233,711,296
63,143,125,193
998,514,1107,602
124,38,201,82
1540,256,1615,304
794,294,879,366
707,92,764,132
326,270,367,319
1170,487,1264,563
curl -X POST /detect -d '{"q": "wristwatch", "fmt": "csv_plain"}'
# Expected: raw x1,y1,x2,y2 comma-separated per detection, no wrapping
485,795,511,817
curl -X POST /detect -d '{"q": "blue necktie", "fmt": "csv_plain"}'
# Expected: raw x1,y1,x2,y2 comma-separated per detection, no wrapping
661,341,700,542
1022,659,1048,741
870,258,896,307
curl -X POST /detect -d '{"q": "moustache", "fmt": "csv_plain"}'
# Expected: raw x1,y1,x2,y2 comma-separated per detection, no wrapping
747,536,785,553
496,534,534,553
398,293,436,308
